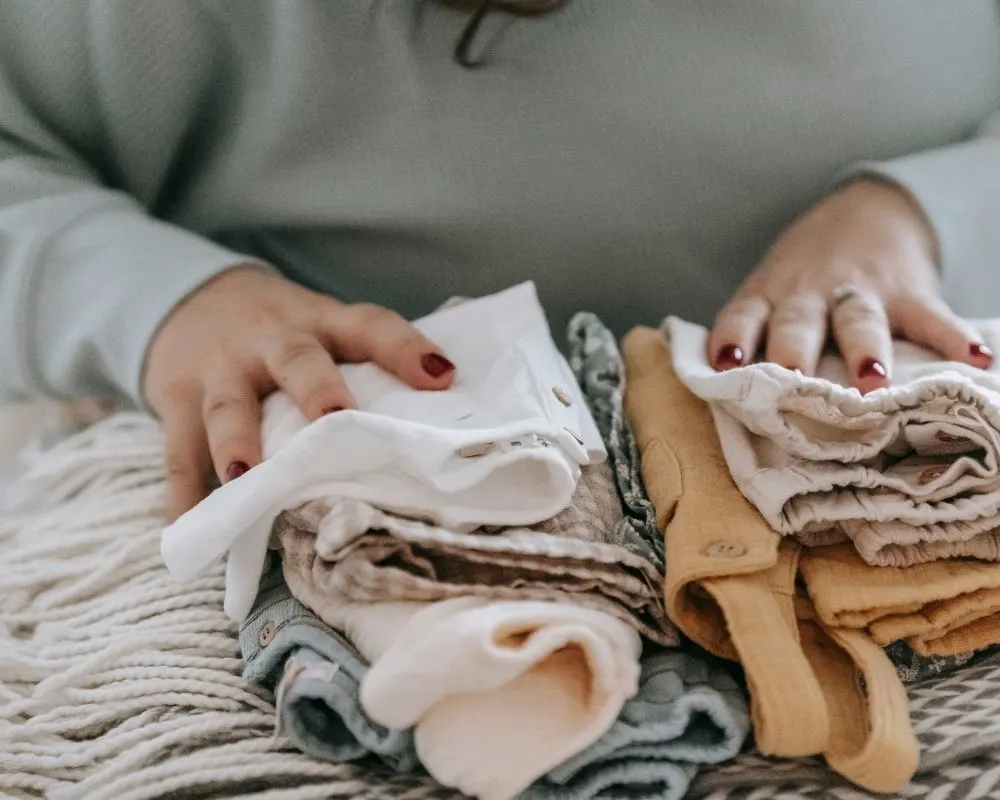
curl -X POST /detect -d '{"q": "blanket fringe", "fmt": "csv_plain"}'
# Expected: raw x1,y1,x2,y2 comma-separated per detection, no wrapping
0,413,454,800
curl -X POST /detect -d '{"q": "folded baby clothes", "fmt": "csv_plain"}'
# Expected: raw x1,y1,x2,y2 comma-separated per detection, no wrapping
269,310,676,643
567,312,664,573
520,648,750,800
799,542,1000,656
239,558,417,771
622,326,918,792
240,566,749,800
161,282,606,620
278,567,643,800
274,459,674,645
665,316,1000,568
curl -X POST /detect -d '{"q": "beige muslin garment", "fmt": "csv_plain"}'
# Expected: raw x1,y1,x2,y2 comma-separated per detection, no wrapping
273,457,674,645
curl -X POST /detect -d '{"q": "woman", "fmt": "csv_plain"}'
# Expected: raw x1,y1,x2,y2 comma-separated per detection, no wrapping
1,0,998,520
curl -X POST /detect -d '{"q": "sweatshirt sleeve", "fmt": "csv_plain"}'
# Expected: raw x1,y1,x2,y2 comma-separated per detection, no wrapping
850,110,1000,319
0,149,266,407
0,6,267,407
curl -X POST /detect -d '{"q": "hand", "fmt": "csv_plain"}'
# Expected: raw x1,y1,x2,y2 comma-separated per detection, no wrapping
142,266,456,521
709,178,993,392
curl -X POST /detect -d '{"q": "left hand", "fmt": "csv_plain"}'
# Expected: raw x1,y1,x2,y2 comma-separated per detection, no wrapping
709,178,994,393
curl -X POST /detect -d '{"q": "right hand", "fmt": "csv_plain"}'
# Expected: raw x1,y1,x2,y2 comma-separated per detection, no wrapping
142,266,457,521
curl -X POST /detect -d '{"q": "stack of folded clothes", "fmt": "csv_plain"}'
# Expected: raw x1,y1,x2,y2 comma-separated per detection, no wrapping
666,316,1000,660
160,286,749,800
622,318,1000,794
159,281,1000,799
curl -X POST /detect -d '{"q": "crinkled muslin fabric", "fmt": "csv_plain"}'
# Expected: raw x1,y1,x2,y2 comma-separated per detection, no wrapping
666,316,1000,569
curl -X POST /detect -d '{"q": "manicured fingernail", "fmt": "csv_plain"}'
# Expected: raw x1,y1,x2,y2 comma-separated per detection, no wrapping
970,343,994,364
858,358,887,380
225,461,250,482
421,353,456,378
714,344,745,369
322,406,346,415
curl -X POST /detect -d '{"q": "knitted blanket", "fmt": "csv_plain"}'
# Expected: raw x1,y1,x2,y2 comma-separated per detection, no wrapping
0,413,459,800
5,410,1000,800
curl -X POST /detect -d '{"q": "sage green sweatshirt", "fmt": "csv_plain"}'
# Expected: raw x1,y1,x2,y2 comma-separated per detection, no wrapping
1,1,999,406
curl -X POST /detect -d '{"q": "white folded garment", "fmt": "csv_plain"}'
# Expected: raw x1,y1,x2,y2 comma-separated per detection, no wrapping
665,316,1000,566
161,282,606,620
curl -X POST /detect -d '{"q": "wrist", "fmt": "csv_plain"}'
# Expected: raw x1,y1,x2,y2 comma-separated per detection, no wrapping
838,176,940,265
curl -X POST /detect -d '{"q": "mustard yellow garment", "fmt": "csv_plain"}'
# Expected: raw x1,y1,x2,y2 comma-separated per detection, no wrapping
800,543,1000,657
622,326,917,793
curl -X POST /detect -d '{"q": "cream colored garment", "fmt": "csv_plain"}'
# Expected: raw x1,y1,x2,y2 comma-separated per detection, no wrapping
273,459,673,644
666,316,1000,567
622,327,918,793
801,543,1000,656
284,555,642,800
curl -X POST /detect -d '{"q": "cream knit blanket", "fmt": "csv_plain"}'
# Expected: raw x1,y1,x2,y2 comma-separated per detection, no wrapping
0,412,455,800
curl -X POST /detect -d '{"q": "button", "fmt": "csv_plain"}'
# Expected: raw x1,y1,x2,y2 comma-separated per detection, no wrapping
935,430,966,443
259,621,277,647
458,442,495,458
563,427,584,446
918,464,949,485
552,386,573,407
704,541,747,559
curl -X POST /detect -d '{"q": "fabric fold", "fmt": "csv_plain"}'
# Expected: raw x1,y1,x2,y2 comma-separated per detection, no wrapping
239,565,749,800
279,567,643,800
665,315,1000,569
800,542,1000,656
622,325,918,793
274,459,674,645
161,282,606,621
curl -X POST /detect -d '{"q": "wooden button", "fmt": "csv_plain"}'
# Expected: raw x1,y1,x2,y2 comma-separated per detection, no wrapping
259,621,277,647
918,465,949,485
552,386,573,407
704,541,747,558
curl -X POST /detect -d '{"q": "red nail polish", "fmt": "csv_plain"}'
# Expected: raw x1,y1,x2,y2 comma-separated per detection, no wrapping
970,343,994,363
714,344,745,369
858,358,888,380
322,406,346,415
225,461,250,482
422,353,456,378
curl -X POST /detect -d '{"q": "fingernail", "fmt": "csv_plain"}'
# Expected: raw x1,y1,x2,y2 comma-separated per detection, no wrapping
858,358,888,380
322,406,346,415
714,344,745,369
225,461,250,482
970,342,994,364
421,353,456,378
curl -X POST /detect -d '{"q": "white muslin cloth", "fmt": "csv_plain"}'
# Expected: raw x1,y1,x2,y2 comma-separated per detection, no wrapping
666,316,1000,567
161,282,605,619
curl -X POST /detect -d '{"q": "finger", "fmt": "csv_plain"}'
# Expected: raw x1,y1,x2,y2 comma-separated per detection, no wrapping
262,333,356,420
322,302,456,389
202,373,263,484
830,287,893,393
161,402,212,522
709,295,770,370
764,293,828,375
891,293,995,369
